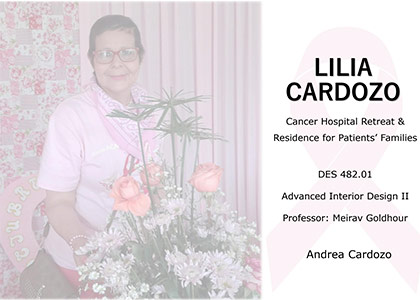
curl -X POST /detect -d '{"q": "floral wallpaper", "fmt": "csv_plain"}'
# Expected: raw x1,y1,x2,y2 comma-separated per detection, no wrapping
0,2,80,297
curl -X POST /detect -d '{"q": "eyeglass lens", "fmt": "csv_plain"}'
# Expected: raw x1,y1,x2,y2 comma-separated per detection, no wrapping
95,49,137,63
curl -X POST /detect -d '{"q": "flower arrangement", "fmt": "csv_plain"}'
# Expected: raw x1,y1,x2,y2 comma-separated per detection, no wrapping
76,91,261,299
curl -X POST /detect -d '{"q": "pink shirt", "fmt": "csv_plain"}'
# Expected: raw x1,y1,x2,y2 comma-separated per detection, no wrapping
38,90,133,269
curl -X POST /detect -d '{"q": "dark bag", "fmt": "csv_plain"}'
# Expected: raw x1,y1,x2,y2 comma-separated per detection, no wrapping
19,223,78,298
19,249,78,299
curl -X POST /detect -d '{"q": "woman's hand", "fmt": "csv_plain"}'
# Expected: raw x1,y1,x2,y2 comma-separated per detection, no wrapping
44,190,94,266
70,235,89,266
73,253,88,267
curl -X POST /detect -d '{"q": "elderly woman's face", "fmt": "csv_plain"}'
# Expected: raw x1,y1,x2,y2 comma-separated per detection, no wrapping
93,29,140,104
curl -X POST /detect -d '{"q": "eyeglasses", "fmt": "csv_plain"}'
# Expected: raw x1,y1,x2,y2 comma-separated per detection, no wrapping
93,48,139,64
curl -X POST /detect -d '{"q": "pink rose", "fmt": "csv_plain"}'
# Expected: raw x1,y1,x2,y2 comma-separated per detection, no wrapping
36,144,43,156
10,67,22,80
246,257,261,274
1,163,15,178
5,2,17,11
245,257,261,293
22,77,33,88
55,49,71,68
189,163,223,192
66,66,80,79
14,132,25,143
28,14,42,29
140,162,163,186
110,176,150,216
1,115,19,134
34,80,45,95
64,3,76,14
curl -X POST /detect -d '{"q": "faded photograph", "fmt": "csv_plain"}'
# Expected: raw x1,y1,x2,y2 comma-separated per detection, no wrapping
0,2,260,298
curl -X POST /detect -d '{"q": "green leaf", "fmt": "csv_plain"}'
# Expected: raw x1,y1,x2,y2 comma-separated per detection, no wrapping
162,278,180,298
128,241,144,260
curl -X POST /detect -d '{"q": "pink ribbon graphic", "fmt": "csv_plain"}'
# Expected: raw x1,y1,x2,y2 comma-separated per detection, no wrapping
267,28,420,291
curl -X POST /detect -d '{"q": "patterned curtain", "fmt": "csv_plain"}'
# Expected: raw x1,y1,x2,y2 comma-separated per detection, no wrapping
79,2,261,225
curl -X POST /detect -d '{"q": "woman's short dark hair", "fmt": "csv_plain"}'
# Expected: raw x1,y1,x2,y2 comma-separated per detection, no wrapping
88,15,145,64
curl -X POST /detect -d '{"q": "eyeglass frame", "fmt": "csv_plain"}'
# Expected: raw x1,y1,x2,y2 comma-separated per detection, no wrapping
92,47,140,64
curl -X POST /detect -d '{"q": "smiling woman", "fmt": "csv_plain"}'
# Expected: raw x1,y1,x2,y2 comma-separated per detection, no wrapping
0,3,260,298
91,30,140,104
88,15,143,105
35,14,157,298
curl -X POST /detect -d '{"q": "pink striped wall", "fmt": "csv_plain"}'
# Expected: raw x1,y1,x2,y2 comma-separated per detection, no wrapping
78,2,261,226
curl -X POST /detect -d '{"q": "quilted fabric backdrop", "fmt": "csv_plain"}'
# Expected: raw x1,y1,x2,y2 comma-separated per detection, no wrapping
0,2,80,297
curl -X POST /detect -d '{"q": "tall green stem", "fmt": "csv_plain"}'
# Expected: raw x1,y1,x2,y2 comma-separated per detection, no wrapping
193,139,200,171
190,139,200,235
179,136,188,191
177,215,188,246
105,211,117,232
170,111,178,187
127,213,142,243
137,216,149,243
151,236,170,277
136,121,156,212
